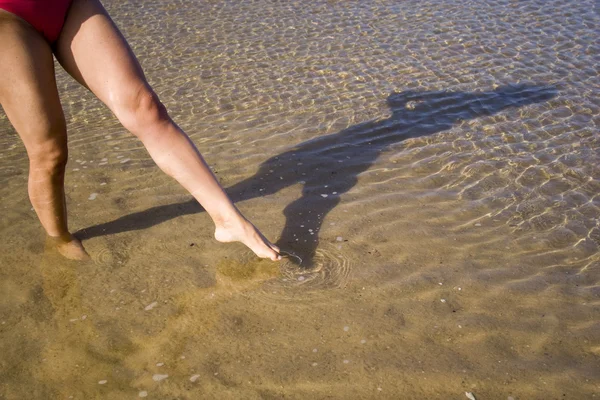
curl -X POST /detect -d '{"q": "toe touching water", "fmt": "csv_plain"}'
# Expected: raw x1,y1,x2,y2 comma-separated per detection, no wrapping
214,215,281,261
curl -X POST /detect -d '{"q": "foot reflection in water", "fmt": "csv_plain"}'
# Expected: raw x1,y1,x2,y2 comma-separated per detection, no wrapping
76,84,557,266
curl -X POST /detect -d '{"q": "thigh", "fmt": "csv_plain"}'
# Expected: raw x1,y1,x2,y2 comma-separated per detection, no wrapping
54,0,151,116
0,11,66,153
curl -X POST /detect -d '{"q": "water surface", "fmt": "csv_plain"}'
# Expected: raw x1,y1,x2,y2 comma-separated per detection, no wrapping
1,0,599,398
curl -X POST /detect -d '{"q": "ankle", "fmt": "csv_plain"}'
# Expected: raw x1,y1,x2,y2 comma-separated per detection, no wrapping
213,210,246,230
48,232,75,243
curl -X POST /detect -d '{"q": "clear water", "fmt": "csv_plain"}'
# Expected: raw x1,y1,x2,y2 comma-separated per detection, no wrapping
1,0,599,398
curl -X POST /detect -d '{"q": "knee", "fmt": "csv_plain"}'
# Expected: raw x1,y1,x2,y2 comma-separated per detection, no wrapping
28,138,68,174
113,85,170,138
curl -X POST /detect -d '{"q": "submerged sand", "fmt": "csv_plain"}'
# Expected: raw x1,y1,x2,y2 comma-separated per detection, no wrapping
0,0,599,398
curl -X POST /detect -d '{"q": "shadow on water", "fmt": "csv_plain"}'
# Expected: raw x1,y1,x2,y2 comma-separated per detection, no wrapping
76,84,557,266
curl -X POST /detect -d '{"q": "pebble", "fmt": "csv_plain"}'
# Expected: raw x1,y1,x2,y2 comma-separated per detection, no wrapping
343,326,349,332
465,392,476,400
321,194,328,198
120,158,130,163
190,374,200,382
298,276,305,282
312,348,318,353
343,359,350,364
311,362,318,367
361,339,367,344
441,299,446,303
336,236,343,242
152,374,168,382
144,302,158,311
98,380,107,385
156,362,164,367
139,391,148,398
474,223,481,227
88,193,98,201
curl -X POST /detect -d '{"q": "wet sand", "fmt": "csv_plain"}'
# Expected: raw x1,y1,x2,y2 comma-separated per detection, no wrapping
1,0,599,398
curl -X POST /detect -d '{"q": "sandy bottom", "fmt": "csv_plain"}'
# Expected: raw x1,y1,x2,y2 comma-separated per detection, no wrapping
1,0,599,398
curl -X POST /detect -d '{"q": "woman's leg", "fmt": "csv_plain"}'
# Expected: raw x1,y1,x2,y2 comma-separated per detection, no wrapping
54,0,280,260
0,11,88,260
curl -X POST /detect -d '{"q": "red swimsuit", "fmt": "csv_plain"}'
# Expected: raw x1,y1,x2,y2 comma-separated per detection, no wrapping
0,0,73,44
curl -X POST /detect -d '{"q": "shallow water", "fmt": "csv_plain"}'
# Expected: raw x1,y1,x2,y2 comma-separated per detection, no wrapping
1,0,599,398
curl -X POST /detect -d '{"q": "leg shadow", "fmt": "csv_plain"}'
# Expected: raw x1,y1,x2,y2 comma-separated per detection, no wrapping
76,84,557,266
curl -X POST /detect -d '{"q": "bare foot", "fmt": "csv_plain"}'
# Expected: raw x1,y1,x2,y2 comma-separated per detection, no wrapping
48,234,90,261
214,217,281,261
